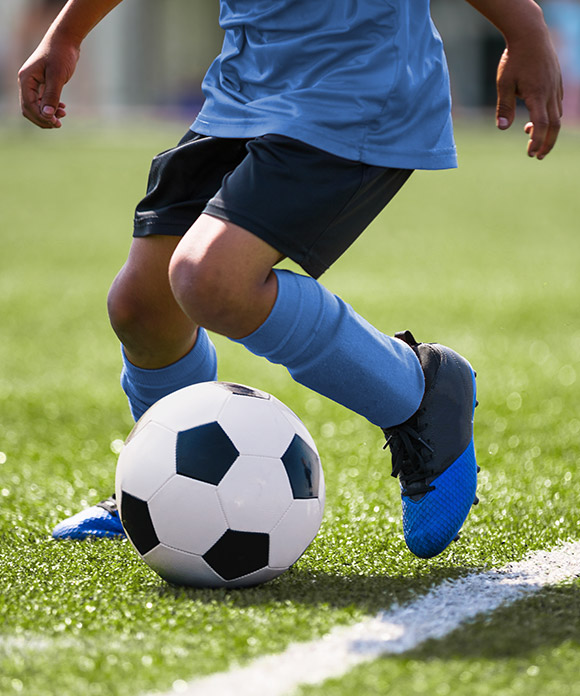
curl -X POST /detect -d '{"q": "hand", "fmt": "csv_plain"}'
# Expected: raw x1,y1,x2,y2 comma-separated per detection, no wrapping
18,37,80,129
495,36,563,159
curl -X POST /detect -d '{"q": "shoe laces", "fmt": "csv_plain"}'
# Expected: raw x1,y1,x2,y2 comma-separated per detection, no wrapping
96,495,119,516
383,422,435,496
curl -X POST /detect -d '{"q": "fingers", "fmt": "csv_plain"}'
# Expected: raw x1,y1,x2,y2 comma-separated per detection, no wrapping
39,71,67,126
19,95,67,129
523,93,562,160
18,73,56,128
18,55,69,129
39,102,68,128
495,56,563,159
20,99,66,129
496,96,516,130
495,50,516,130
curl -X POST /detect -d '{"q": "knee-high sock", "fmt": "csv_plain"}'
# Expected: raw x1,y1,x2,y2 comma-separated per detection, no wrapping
235,270,424,428
120,327,218,421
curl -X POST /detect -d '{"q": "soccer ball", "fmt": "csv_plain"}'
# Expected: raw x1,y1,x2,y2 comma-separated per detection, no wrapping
115,381,325,588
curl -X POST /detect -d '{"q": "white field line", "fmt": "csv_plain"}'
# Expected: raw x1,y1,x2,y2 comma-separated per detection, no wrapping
153,540,580,696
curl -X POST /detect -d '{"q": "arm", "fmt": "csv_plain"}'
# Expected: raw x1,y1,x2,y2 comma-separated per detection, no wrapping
465,0,563,159
18,0,124,129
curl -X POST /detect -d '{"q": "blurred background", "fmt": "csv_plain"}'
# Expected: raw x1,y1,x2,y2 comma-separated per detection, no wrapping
1,0,579,128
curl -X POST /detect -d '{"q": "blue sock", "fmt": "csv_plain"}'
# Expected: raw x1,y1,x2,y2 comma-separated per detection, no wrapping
235,270,424,428
120,327,218,421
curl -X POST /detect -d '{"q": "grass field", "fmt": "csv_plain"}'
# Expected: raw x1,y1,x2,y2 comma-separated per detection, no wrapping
1,121,579,696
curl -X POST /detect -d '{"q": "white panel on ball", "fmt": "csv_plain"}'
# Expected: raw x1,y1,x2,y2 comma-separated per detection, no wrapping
318,465,326,511
149,476,228,555
144,545,224,588
138,382,232,434
269,498,323,568
217,455,294,532
275,398,319,453
116,422,177,501
218,393,296,458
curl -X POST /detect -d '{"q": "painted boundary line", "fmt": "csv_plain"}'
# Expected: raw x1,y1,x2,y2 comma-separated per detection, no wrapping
153,540,580,696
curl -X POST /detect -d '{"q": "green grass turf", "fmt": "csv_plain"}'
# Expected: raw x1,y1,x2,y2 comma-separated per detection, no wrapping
298,578,580,696
0,121,579,695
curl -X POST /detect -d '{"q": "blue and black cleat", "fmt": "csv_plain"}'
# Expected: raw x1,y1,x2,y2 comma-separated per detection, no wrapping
51,495,125,540
383,330,478,558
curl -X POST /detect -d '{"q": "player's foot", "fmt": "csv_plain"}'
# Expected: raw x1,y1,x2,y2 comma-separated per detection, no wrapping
383,330,478,558
51,495,125,540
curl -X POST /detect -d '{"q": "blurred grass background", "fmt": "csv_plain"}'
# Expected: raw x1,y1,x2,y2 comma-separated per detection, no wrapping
0,121,579,696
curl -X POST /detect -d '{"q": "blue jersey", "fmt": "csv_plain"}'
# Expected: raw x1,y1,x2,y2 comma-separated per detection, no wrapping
192,0,457,170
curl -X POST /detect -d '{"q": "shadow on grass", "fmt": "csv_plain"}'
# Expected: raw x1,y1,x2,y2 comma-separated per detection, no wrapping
154,563,481,616
154,569,580,664
152,559,580,663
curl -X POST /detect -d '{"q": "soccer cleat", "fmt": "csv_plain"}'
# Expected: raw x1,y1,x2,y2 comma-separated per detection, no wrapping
383,330,478,559
51,495,125,540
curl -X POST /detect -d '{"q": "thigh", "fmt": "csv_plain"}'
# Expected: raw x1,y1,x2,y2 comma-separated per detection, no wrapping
174,214,285,287
204,134,413,278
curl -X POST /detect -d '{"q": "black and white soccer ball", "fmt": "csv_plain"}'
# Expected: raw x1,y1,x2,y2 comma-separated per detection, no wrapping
115,381,325,588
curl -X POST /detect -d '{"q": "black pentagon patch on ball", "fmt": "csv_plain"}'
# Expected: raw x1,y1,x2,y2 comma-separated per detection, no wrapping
119,491,159,555
281,434,320,499
176,422,239,485
203,530,270,581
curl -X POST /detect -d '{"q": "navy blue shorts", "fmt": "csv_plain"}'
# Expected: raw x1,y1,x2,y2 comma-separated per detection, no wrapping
134,130,412,278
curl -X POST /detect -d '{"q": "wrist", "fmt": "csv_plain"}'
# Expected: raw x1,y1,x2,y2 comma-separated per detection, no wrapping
45,19,86,51
42,0,125,51
467,0,548,45
501,2,547,46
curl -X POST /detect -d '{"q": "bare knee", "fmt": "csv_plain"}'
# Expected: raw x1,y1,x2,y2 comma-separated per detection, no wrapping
169,249,277,339
169,251,242,336
107,270,150,342
169,216,282,338
107,265,196,367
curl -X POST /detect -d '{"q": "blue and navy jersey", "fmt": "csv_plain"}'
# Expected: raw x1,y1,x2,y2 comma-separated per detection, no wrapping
192,0,457,170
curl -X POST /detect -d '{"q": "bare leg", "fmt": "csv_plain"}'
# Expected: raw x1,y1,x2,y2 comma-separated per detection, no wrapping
108,235,199,368
169,214,284,339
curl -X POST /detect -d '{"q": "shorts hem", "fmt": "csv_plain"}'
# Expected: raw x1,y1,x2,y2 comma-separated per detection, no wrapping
133,219,191,237
204,203,328,279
